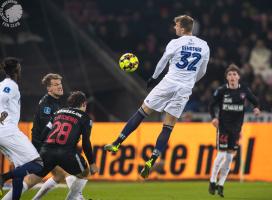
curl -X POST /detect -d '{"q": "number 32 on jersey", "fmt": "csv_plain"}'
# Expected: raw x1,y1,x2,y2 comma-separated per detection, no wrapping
176,51,201,71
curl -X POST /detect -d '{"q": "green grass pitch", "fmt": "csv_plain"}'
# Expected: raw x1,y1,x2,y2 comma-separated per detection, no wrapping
14,181,272,200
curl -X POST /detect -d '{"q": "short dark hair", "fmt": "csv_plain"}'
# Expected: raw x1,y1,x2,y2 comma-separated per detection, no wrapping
174,15,194,33
225,64,241,77
1,57,20,77
67,91,87,108
42,73,62,87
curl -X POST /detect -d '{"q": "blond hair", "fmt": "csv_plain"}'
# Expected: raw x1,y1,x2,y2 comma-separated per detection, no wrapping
42,73,62,87
174,15,194,33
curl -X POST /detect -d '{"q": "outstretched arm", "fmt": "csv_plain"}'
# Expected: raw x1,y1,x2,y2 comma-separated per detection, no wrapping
152,53,172,79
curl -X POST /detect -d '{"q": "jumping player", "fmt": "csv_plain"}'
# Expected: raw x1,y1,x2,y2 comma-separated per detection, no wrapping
104,15,210,178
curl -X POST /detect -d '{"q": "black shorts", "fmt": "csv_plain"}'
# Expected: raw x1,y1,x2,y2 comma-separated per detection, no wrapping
217,129,240,151
35,147,88,177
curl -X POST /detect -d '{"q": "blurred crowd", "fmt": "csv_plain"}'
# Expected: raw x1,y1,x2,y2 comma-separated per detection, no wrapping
62,0,272,112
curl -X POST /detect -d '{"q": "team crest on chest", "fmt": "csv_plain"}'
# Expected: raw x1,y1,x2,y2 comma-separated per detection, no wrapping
240,93,246,99
43,107,51,114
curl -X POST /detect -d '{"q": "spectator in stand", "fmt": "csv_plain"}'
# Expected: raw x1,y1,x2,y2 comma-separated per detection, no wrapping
249,40,272,84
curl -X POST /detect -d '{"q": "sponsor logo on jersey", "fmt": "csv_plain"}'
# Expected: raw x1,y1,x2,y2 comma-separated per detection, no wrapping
222,104,244,111
223,97,232,103
219,144,228,148
3,87,10,93
43,107,51,115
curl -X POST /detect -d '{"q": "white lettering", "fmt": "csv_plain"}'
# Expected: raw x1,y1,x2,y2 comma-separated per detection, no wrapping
222,104,244,111
56,109,82,118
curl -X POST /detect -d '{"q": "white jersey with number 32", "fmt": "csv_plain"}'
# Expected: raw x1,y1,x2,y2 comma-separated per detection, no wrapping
152,35,210,89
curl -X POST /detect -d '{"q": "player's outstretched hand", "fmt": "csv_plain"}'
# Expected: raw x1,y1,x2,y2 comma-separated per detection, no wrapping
253,107,261,117
0,111,8,125
90,163,99,175
147,77,157,89
211,118,219,128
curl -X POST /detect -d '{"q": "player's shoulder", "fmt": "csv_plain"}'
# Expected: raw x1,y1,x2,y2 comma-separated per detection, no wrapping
83,112,92,125
0,78,18,94
219,84,228,91
166,38,179,48
1,78,18,88
39,94,50,105
214,84,227,95
193,36,209,49
239,83,250,92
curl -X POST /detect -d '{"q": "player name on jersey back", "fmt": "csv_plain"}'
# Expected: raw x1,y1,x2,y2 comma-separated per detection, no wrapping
181,45,202,52
55,108,83,118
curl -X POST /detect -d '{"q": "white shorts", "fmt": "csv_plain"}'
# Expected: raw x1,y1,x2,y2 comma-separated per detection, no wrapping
144,78,191,118
0,128,40,168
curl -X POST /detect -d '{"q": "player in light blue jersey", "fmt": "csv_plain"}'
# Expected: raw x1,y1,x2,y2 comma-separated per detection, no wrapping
105,15,210,179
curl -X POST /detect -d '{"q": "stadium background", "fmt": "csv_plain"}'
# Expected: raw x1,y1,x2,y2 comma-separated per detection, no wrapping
0,0,272,199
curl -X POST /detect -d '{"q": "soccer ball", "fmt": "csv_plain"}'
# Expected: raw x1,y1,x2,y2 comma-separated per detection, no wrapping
119,53,139,72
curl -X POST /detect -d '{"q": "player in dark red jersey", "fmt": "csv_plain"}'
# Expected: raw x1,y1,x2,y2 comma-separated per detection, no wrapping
11,91,98,200
208,64,261,197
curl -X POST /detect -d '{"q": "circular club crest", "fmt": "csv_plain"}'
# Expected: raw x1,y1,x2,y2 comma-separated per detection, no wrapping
0,0,23,28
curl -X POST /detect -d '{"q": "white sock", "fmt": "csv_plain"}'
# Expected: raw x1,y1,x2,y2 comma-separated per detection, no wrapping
2,181,29,200
77,179,88,197
66,176,88,199
32,177,57,200
65,178,87,200
210,151,226,183
218,153,234,186
65,175,76,189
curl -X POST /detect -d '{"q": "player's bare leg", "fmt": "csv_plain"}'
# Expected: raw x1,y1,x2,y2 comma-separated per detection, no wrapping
32,166,72,200
140,112,177,179
2,174,42,200
104,103,152,153
25,174,43,189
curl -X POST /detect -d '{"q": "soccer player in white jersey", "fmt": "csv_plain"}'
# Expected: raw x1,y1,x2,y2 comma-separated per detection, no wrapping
0,57,43,200
104,15,210,178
